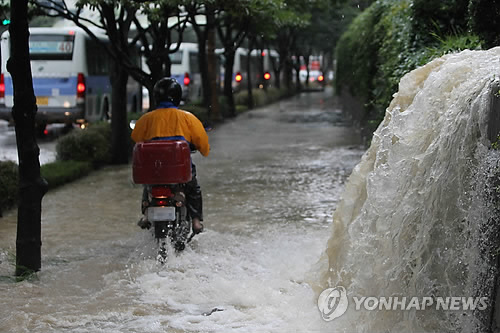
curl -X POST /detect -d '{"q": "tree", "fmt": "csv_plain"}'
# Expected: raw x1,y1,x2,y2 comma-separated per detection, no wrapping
33,0,189,163
216,1,251,117
184,1,221,121
268,0,311,91
132,0,189,106
9,0,48,277
215,0,284,116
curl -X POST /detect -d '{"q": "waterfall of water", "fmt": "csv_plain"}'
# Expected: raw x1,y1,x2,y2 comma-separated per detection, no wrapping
315,47,500,332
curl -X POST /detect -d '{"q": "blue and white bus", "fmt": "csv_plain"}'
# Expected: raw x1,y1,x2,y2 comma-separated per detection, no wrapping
0,27,141,128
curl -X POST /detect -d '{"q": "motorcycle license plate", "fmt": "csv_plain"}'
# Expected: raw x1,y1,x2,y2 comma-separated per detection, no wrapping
147,207,176,221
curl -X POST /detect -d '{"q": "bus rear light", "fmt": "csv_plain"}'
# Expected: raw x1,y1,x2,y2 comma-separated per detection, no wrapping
0,73,5,103
184,72,190,86
76,73,86,102
235,72,243,83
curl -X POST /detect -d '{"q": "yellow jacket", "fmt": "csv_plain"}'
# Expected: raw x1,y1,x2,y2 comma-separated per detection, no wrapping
131,108,210,157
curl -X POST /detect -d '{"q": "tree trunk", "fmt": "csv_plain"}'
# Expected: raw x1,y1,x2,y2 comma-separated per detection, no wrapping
295,63,301,92
246,46,254,110
206,7,221,122
223,50,236,117
110,60,129,164
9,0,48,277
270,53,281,89
304,55,310,88
197,37,210,108
284,57,293,92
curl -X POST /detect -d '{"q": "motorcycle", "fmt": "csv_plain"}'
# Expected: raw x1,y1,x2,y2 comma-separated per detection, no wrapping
132,140,195,260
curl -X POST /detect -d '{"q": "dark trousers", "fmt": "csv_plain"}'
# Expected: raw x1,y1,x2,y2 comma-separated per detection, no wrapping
142,163,203,221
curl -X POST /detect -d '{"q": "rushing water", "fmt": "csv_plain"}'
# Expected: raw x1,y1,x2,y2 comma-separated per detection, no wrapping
0,88,364,332
315,48,500,332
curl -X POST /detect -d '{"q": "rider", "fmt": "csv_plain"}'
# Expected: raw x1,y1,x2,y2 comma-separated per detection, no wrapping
131,77,210,234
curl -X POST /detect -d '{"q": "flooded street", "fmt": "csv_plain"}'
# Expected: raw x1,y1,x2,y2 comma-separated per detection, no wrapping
0,120,57,165
0,88,364,332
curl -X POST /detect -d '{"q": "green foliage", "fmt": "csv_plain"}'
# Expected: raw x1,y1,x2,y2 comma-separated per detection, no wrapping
40,160,93,190
0,161,18,213
56,123,111,165
335,0,482,131
492,134,500,150
419,33,481,64
335,0,388,106
469,0,500,48
410,0,470,45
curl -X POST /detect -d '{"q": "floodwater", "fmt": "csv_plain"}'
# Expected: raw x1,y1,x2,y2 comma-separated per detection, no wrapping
0,120,57,165
0,88,364,332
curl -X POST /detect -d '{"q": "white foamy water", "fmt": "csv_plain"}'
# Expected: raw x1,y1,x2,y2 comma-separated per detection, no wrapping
315,48,500,332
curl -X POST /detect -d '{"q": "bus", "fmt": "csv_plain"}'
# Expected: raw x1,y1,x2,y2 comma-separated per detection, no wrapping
0,27,141,130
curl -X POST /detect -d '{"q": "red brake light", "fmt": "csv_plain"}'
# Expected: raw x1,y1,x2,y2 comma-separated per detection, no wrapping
0,73,5,99
318,75,324,82
77,73,86,100
184,72,190,86
264,72,271,81
152,186,173,198
235,72,243,83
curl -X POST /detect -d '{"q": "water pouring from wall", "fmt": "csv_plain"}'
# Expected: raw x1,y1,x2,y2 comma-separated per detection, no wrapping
315,47,500,332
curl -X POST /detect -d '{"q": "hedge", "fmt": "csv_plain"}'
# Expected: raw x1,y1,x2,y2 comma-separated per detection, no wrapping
335,0,482,132
0,161,19,214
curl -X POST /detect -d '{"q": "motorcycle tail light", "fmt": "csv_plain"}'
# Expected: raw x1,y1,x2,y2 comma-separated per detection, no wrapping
151,186,173,198
156,199,168,206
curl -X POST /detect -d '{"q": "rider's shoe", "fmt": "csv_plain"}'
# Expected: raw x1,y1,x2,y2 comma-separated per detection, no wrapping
192,219,204,234
137,217,151,229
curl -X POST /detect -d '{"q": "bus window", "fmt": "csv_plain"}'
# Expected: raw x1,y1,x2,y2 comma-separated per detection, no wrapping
189,51,199,73
86,39,110,75
29,34,75,61
170,51,182,65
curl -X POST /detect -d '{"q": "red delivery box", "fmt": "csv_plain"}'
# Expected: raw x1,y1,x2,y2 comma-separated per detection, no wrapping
132,140,192,184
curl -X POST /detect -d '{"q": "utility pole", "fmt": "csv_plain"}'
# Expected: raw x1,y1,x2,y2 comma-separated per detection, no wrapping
9,0,48,277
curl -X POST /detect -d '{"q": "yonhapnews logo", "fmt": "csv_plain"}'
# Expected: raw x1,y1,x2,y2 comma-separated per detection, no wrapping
317,286,489,322
317,286,349,321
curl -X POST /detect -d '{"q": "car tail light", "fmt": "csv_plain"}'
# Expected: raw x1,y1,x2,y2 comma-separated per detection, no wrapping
235,72,242,83
76,73,86,102
152,186,173,198
0,73,5,102
184,72,190,86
